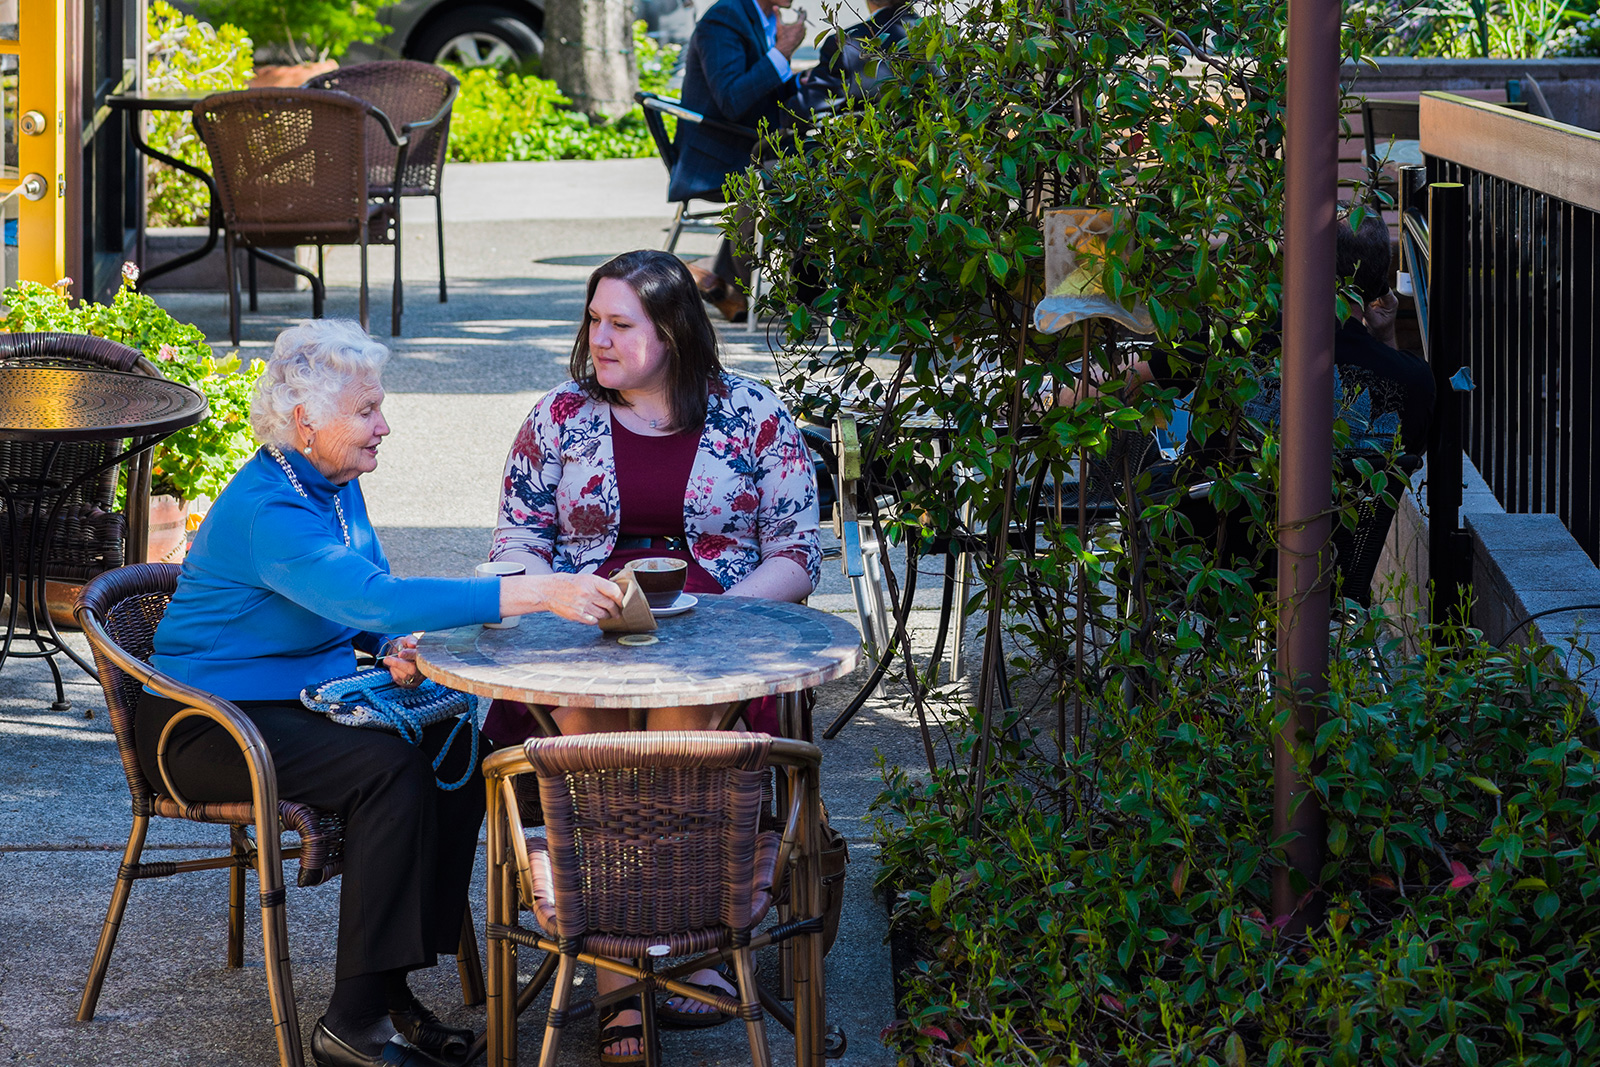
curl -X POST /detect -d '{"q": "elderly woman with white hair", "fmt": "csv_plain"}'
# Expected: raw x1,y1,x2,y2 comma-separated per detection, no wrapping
136,319,622,1067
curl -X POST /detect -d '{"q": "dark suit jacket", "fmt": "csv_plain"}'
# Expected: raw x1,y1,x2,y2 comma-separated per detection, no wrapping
668,0,795,203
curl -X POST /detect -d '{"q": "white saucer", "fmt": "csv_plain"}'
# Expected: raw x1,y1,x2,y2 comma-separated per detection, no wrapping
650,593,698,617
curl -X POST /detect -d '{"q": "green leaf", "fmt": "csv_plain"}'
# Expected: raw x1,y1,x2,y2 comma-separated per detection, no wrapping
1466,776,1503,795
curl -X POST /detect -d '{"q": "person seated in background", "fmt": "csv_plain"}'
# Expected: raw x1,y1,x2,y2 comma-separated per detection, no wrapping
672,0,810,321
800,0,919,105
483,249,821,1059
139,320,622,1067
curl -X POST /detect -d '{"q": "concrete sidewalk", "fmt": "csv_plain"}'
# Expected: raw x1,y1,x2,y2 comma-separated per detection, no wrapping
0,160,955,1066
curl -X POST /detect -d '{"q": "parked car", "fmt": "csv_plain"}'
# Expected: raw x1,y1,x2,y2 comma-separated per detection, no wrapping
352,0,701,67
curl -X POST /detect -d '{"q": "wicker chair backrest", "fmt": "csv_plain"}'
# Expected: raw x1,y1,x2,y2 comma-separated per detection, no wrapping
524,732,775,939
0,333,155,579
193,89,370,240
302,60,457,198
75,563,182,810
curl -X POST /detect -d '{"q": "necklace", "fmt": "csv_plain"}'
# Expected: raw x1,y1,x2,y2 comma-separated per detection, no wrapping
266,445,350,547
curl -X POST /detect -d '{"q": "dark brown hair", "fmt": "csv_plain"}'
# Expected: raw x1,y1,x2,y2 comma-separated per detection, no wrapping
1335,202,1392,304
570,250,724,432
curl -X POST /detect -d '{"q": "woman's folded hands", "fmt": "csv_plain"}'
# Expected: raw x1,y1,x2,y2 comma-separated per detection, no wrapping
501,573,624,626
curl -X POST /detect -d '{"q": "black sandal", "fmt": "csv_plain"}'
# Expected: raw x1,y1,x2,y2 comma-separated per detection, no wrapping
598,995,648,1066
656,966,738,1030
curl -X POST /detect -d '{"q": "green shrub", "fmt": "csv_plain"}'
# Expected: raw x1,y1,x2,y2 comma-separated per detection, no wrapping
144,2,254,228
445,22,678,163
1349,0,1589,57
1,275,262,502
877,615,1600,1066
196,0,382,64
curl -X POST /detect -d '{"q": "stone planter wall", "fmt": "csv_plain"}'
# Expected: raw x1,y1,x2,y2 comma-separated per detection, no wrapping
1343,57,1600,130
141,228,310,293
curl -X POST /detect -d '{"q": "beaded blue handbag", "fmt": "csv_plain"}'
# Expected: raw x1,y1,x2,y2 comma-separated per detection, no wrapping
300,668,478,790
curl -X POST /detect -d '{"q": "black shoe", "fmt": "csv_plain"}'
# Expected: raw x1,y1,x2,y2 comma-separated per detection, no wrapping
311,1017,453,1067
390,995,474,1063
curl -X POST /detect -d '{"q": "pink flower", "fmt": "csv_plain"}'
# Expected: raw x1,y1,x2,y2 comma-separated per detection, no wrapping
121,261,140,284
731,492,759,513
549,392,584,424
157,344,181,362
754,415,779,454
512,422,543,465
567,504,612,537
583,474,604,496
693,533,735,559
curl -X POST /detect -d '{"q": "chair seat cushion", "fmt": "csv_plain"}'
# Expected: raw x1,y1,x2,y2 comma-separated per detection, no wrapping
522,830,782,957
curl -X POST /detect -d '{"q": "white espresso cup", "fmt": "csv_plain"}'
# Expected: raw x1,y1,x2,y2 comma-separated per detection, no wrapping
476,561,526,628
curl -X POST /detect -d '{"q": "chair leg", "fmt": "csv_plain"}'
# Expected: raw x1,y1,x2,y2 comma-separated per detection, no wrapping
456,906,485,1007
390,200,404,337
225,234,241,347
536,953,579,1067
248,251,259,312
228,825,249,969
317,244,325,283
486,780,519,1067
358,225,370,333
255,828,305,1067
665,203,686,253
732,946,771,1067
77,813,150,1021
435,193,447,303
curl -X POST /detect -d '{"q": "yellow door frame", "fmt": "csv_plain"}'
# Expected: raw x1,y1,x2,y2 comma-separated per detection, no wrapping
2,0,68,286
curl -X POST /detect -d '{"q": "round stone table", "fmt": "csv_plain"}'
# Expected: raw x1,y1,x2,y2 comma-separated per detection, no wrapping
415,595,862,723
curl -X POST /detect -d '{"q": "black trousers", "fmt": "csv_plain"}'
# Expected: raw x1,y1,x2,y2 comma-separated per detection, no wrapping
135,693,487,981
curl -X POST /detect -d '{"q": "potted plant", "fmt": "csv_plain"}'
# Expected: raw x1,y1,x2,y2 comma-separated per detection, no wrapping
1,271,263,573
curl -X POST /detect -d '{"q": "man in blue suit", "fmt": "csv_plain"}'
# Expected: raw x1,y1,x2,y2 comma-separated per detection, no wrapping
672,0,807,319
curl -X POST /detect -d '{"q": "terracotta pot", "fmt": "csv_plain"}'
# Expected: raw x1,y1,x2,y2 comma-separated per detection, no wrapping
146,494,191,565
41,496,192,628
248,61,339,89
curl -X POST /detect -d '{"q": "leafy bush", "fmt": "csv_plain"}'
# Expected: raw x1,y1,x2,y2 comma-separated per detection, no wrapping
445,22,678,163
1349,0,1590,57
145,1,253,228
196,0,382,64
1,275,262,502
876,616,1600,1066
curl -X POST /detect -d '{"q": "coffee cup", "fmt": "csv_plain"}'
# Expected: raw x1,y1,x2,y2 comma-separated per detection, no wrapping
476,561,526,627
626,557,689,608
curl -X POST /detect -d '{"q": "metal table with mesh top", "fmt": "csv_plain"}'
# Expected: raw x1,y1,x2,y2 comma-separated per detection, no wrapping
0,365,206,706
415,594,861,739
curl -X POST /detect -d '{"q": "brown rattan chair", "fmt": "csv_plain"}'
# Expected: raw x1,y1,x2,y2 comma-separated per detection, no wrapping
0,333,163,702
73,562,485,1067
302,61,459,304
482,731,829,1067
192,88,409,345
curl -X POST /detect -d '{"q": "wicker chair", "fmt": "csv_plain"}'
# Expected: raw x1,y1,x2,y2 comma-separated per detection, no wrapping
482,732,829,1067
0,333,163,701
193,88,409,345
73,563,484,1067
302,61,459,304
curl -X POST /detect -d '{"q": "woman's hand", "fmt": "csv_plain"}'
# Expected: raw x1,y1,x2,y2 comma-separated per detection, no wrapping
380,634,424,688
1364,289,1400,350
502,573,624,625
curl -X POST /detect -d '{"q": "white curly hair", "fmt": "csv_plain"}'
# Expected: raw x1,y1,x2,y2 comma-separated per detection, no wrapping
250,319,390,448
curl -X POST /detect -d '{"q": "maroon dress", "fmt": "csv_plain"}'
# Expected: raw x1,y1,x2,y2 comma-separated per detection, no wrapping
484,413,779,742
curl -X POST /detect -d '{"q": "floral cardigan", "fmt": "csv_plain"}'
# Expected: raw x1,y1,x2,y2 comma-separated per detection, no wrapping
491,374,822,591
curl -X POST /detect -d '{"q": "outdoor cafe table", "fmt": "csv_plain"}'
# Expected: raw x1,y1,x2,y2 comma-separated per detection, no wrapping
0,365,207,707
107,90,221,289
413,595,863,741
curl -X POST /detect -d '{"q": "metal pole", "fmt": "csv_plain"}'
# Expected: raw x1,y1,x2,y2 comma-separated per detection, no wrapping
1426,183,1468,626
1274,0,1339,930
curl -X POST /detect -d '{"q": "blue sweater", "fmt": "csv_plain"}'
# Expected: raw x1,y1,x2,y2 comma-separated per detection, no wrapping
151,447,502,700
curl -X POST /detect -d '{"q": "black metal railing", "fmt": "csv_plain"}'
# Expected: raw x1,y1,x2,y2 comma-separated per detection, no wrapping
1407,94,1600,607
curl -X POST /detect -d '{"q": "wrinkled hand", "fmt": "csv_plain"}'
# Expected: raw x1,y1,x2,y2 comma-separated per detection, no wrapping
1365,289,1400,349
381,634,423,688
503,573,623,626
775,15,805,58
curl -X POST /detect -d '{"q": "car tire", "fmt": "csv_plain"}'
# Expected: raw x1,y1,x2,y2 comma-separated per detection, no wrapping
409,5,544,68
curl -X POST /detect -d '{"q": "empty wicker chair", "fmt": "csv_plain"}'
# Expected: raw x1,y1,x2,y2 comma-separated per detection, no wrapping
73,563,484,1067
303,61,459,304
483,731,830,1067
0,333,162,702
193,88,409,344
